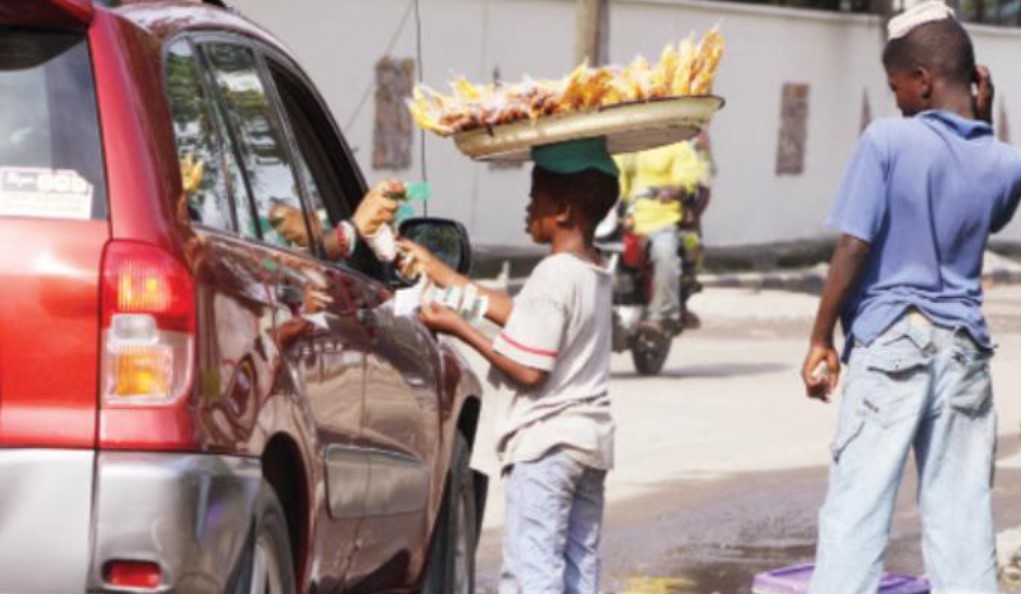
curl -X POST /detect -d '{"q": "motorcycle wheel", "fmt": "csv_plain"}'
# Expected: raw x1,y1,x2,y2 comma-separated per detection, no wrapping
631,325,672,376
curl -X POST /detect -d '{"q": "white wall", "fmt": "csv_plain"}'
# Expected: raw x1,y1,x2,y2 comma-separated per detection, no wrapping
230,0,1021,247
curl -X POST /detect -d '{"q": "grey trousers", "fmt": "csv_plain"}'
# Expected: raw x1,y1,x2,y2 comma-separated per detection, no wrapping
648,226,681,321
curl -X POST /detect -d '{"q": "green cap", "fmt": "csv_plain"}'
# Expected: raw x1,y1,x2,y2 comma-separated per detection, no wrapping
531,137,619,178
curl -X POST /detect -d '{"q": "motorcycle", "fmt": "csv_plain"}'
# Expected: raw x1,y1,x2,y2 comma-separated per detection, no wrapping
594,202,684,376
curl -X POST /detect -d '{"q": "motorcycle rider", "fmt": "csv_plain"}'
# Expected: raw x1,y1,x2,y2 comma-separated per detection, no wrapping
615,136,713,332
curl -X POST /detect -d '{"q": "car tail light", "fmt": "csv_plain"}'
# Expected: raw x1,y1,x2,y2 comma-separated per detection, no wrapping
101,241,194,406
104,560,161,589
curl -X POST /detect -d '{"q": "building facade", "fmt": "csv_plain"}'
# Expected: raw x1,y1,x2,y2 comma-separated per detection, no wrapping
231,0,1021,248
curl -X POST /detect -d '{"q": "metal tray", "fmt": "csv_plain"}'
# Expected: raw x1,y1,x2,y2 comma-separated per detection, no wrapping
452,95,725,162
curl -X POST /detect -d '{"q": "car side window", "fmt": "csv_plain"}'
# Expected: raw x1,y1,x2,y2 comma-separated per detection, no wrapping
265,58,382,276
164,39,235,232
202,42,310,252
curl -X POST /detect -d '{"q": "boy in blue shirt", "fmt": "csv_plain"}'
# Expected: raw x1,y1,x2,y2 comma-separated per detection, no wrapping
801,3,1021,592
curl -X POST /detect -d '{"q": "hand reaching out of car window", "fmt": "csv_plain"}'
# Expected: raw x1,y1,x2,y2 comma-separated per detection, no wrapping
353,180,403,238
266,180,406,260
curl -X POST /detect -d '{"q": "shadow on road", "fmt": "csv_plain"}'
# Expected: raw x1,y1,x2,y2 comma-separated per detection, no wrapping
613,361,789,380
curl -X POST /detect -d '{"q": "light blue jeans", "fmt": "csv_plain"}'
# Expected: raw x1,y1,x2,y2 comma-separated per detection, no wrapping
809,313,998,594
499,449,606,594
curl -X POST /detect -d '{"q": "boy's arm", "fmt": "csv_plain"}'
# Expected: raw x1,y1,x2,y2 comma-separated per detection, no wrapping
425,267,514,327
460,282,513,327
805,125,887,402
420,303,548,389
397,239,514,326
802,234,871,402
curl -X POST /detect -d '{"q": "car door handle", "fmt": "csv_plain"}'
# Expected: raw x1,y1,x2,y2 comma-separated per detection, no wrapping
276,284,305,309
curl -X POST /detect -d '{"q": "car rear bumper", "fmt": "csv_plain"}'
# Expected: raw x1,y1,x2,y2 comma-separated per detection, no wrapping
0,449,95,593
0,449,263,594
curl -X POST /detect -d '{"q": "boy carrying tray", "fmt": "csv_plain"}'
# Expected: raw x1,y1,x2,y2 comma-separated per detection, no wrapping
399,137,619,594
801,3,1020,592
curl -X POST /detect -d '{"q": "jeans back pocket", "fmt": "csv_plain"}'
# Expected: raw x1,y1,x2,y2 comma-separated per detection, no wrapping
946,345,993,417
860,341,932,427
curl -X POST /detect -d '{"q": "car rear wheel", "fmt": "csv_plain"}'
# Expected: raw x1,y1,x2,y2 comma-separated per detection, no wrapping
422,433,477,594
246,483,296,594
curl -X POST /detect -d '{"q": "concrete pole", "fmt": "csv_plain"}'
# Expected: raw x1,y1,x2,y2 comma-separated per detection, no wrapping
575,0,609,66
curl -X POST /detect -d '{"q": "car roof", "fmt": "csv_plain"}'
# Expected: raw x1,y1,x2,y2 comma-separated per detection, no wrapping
95,0,293,58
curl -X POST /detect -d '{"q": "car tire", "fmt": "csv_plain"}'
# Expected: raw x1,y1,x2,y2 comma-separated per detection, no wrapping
241,483,297,594
422,433,477,594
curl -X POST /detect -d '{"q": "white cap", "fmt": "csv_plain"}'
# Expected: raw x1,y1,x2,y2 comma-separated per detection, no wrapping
887,0,956,41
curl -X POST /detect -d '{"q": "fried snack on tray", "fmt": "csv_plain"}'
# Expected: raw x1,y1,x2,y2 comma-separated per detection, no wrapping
407,27,725,136
690,29,724,95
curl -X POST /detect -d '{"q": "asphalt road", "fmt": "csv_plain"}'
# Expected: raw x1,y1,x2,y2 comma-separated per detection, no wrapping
462,284,1021,593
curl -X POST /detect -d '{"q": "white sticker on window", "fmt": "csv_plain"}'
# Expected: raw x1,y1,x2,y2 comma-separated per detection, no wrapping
0,167,94,220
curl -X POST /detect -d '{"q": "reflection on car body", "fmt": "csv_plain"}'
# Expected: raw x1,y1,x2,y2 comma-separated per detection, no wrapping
0,1,485,593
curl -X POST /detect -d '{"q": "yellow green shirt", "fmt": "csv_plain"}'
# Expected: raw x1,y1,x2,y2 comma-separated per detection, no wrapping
615,141,707,236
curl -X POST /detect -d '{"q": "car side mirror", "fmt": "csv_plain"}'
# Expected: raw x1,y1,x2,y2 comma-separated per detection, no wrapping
398,217,472,276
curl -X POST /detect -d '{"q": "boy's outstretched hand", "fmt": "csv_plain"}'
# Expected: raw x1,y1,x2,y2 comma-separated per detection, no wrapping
396,238,458,287
418,302,466,336
802,343,841,402
974,65,995,124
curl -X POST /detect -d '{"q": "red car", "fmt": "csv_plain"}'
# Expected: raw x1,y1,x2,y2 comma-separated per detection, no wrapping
0,1,485,592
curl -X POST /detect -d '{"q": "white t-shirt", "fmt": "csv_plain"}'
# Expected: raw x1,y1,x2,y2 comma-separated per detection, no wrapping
490,252,615,471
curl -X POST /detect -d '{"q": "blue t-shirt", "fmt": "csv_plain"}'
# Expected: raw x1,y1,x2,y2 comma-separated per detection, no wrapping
828,110,1021,356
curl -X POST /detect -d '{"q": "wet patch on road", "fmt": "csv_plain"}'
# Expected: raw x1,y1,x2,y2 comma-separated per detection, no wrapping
661,541,816,594
608,483,820,593
603,446,1021,594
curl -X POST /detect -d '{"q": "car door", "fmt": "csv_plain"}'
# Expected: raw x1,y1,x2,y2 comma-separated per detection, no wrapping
346,279,445,590
163,36,280,456
198,37,370,591
260,54,446,591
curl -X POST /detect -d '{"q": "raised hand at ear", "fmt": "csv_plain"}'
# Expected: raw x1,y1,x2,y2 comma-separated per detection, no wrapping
974,65,994,125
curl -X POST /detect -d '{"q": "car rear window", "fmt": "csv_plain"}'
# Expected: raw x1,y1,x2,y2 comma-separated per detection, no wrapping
0,29,107,220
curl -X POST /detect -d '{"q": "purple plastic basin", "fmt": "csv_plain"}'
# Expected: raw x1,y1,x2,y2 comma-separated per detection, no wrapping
752,564,930,594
